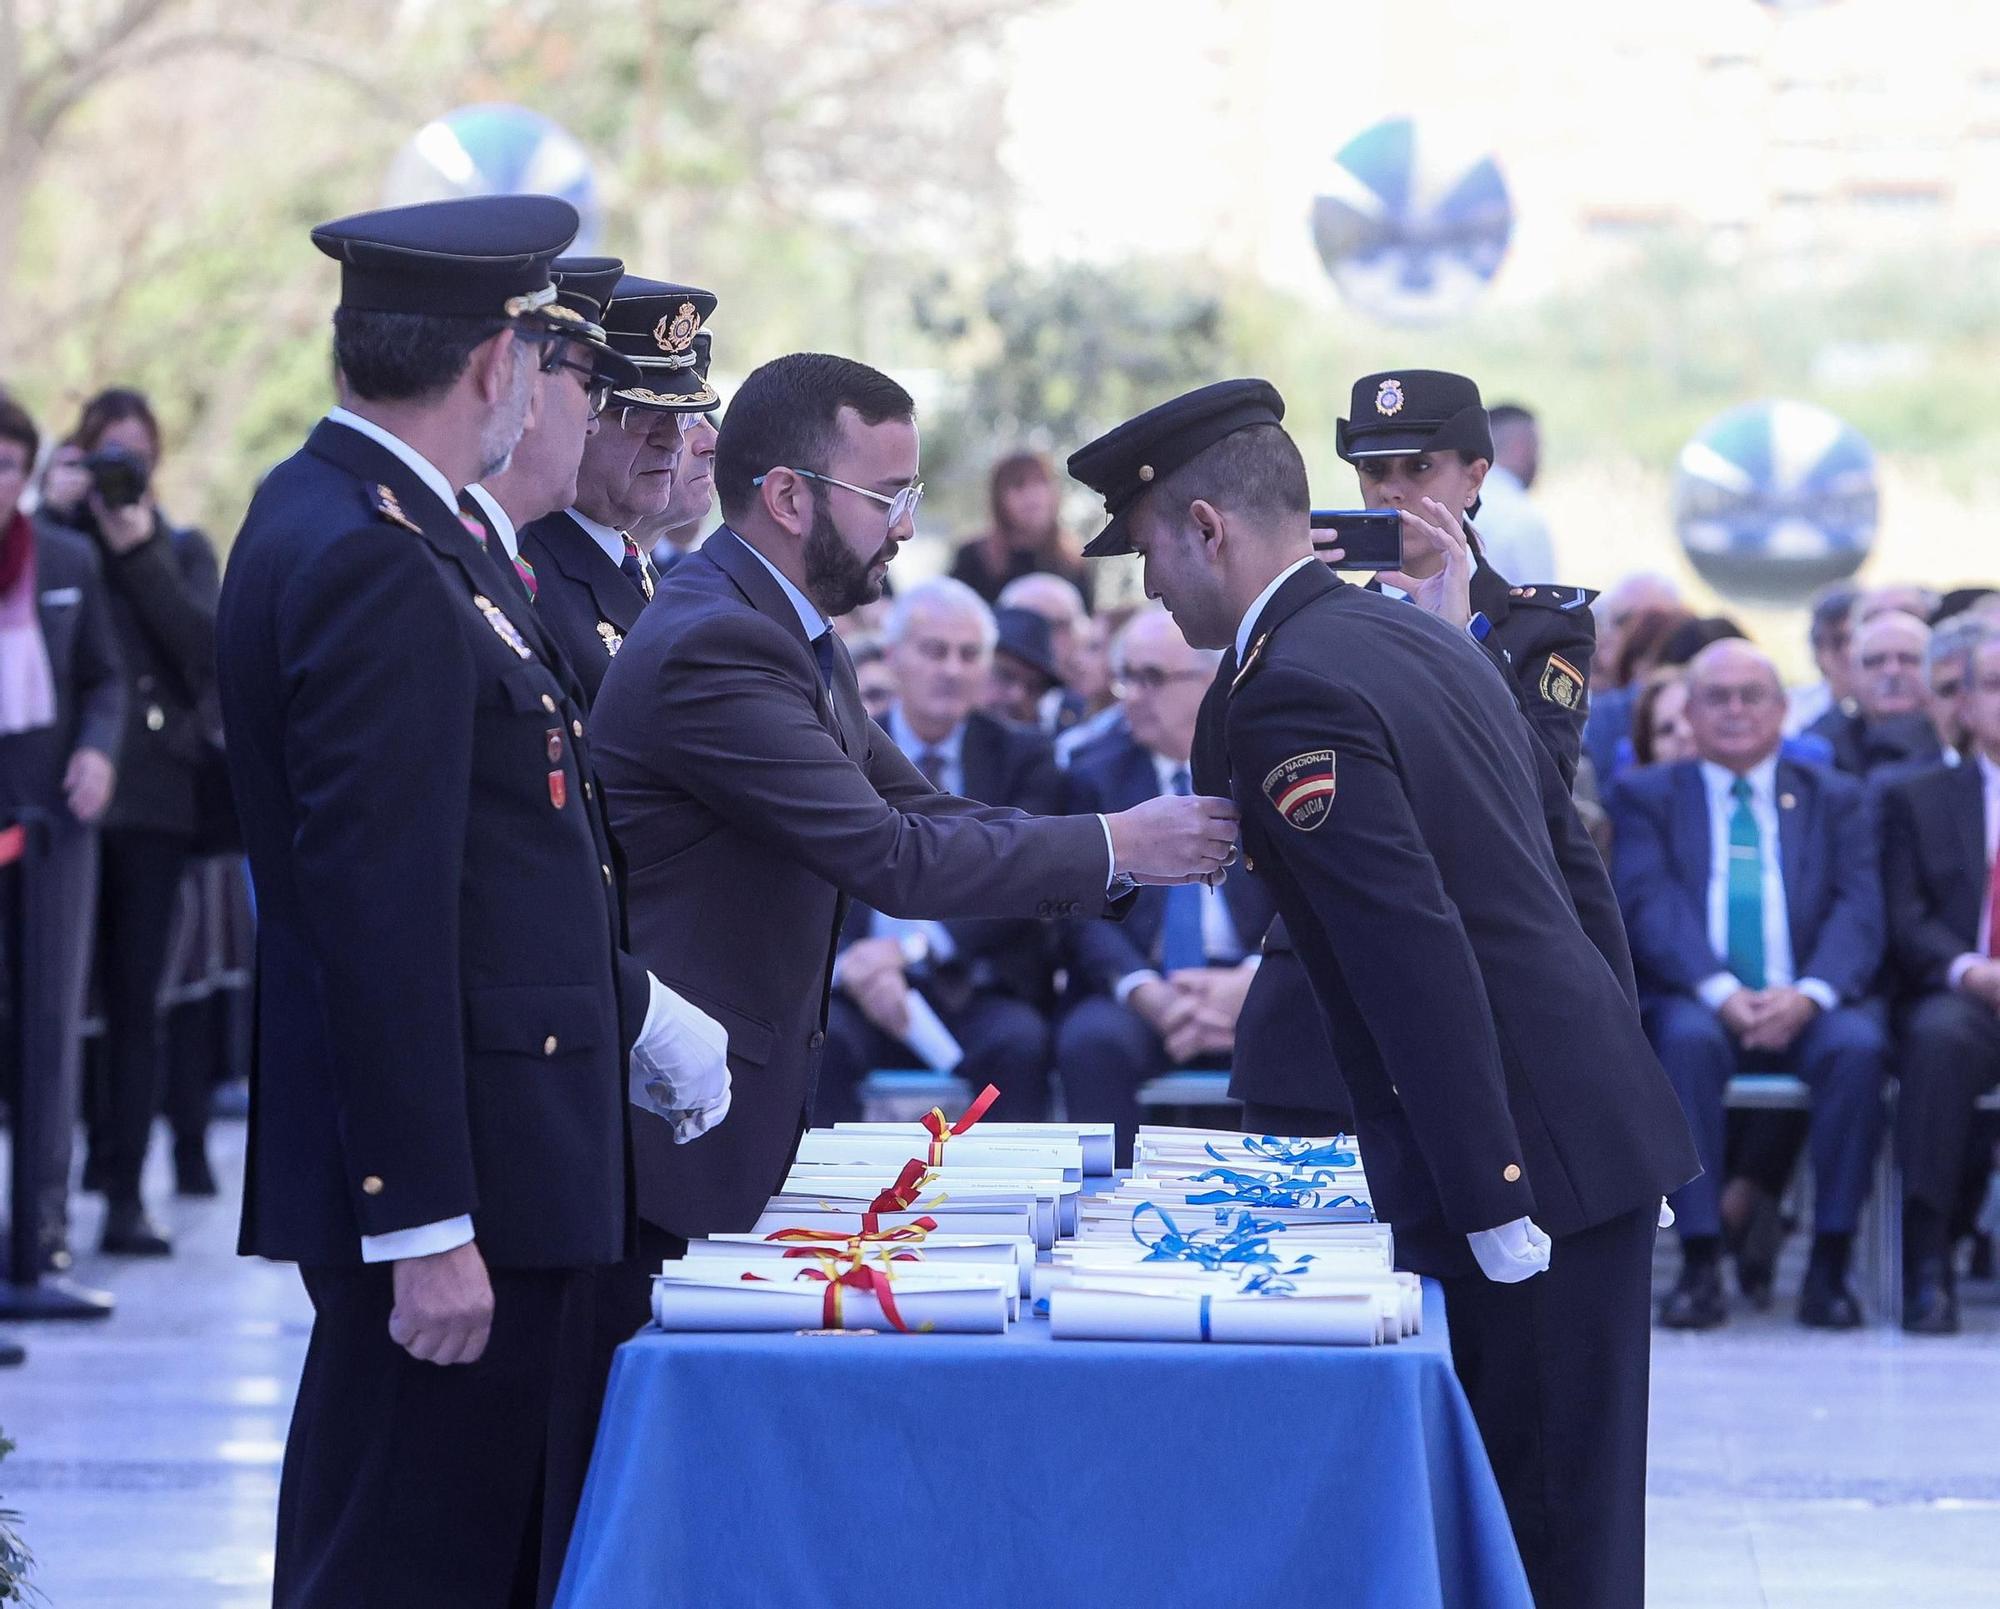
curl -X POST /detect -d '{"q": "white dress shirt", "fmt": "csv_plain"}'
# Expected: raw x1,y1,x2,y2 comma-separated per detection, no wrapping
1947,753,2000,988
460,482,519,561
1695,757,1837,1012
1235,557,1318,662
567,506,630,569
867,706,966,964
325,408,457,518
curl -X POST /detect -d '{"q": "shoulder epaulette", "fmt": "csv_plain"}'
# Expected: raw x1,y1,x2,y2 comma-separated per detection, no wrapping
370,483,424,535
1505,584,1597,612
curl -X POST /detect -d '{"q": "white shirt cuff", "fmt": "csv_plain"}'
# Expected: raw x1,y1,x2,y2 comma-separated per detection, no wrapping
1796,978,1839,1013
1097,813,1133,893
1114,969,1163,1007
1950,953,1985,991
361,1214,474,1264
1696,972,1743,1013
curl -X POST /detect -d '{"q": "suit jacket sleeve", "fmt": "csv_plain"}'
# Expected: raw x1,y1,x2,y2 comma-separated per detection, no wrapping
941,735,1069,967
1233,663,1533,1233
276,527,480,1235
1881,781,1967,993
1605,773,1726,996
653,613,1113,919
1797,777,1885,999
67,538,128,764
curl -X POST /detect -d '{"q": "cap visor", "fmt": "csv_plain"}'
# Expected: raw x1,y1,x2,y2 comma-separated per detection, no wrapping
1081,511,1135,559
1339,430,1440,461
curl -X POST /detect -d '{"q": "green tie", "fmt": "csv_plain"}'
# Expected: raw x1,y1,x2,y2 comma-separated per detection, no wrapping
1726,775,1766,989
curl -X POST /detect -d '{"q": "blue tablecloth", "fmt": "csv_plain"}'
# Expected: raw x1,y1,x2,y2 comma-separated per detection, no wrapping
555,1280,1530,1609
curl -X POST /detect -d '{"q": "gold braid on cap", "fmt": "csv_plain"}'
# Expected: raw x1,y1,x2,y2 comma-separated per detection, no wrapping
614,380,719,411
502,284,560,318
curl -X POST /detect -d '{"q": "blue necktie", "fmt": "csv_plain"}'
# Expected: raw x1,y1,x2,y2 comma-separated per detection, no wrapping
812,631,837,691
1159,767,1207,974
1726,775,1767,989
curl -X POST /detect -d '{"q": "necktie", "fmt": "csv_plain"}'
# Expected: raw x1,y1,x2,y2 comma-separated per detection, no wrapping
1986,831,2000,960
458,512,489,553
621,534,656,602
1725,775,1767,989
1159,767,1207,974
511,552,539,602
915,748,947,788
812,631,837,691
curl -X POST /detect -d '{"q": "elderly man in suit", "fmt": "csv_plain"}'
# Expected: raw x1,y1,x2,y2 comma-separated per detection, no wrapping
589,349,1236,1296
1058,607,1275,1160
1880,629,2000,1333
1610,638,1887,1330
816,576,1065,1121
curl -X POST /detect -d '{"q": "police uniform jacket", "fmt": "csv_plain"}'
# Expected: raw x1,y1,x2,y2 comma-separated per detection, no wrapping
217,419,649,1270
519,510,649,705
1195,560,1697,1273
592,527,1127,1242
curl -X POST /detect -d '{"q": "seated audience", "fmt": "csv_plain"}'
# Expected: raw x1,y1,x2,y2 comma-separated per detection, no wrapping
1609,640,1886,1330
1583,604,1695,780
816,579,1063,1122
984,605,1067,729
1056,610,1274,1159
846,632,897,724
1786,583,1860,736
1808,608,1941,778
1880,629,2000,1333
949,449,1093,609
1631,669,1697,768
996,571,1094,734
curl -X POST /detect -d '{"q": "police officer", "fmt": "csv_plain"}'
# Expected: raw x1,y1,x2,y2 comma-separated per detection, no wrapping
217,195,731,1609
519,276,719,702
1234,371,1600,1135
1069,380,1699,1609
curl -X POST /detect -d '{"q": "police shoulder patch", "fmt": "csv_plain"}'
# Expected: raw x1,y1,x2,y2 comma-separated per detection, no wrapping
1539,652,1585,710
1262,750,1337,831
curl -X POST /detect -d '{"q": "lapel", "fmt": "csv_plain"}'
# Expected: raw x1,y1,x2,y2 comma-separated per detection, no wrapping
960,713,1000,799
1192,655,1234,798
1775,760,1811,939
542,512,648,635
1671,763,1712,905
1947,760,1986,890
705,528,855,756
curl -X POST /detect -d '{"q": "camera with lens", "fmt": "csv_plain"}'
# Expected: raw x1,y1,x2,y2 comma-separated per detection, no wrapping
84,443,151,510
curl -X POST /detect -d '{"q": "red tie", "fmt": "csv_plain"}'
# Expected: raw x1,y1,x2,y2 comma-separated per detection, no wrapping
1987,845,2000,958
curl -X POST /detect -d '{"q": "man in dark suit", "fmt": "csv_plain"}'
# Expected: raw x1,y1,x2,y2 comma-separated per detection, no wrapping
520,277,718,702
1058,607,1274,1158
462,256,642,605
590,351,1238,1270
0,392,124,1276
816,576,1065,1121
1071,379,1699,1609
1881,628,2000,1333
1610,639,1887,1331
216,197,731,1609
639,332,720,574
1807,605,1942,778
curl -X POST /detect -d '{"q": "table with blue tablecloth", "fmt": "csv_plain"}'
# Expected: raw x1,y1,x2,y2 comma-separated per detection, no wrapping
554,1280,1530,1609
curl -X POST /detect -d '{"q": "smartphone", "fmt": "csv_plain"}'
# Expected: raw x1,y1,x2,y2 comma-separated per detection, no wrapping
1309,509,1403,570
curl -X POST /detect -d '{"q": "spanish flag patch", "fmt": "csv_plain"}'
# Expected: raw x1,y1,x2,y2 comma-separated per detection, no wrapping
1262,750,1337,831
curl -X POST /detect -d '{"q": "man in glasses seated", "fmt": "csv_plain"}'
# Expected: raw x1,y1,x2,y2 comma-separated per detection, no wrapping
1056,607,1276,1164
461,256,639,608
1608,638,1889,1331
519,276,718,703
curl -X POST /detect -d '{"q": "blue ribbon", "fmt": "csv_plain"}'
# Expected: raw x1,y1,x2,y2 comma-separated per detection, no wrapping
1204,1135,1359,1169
1130,1204,1315,1286
1184,1167,1368,1212
1199,1293,1212,1341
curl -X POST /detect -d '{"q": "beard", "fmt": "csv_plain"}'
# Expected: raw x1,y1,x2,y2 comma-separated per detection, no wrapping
476,343,538,481
802,495,888,618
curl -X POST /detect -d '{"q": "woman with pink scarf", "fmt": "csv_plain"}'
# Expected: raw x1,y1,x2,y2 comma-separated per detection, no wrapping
0,390,125,1277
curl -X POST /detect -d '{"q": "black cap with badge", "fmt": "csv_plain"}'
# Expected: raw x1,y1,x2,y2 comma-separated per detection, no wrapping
1336,369,1493,464
1068,378,1287,559
547,256,643,391
601,276,721,413
310,194,579,321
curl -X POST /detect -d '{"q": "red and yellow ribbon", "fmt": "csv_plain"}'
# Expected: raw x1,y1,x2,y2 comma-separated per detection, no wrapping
766,1217,938,1261
919,1082,1000,1167
858,1159,939,1233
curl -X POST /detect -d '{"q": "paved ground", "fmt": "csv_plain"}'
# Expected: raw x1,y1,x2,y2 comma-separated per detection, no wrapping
3,1122,1997,1606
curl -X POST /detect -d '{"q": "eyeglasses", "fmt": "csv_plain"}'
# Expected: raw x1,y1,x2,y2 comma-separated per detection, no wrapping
611,405,692,441
540,350,613,418
1113,667,1211,696
1691,684,1779,711
754,467,924,531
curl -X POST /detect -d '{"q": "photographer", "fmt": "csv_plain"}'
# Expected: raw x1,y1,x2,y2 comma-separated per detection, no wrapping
44,387,219,1256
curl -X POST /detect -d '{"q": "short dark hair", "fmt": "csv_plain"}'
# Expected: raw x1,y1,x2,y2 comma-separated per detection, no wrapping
1661,614,1746,669
331,308,513,403
74,386,161,458
714,352,915,520
1808,582,1861,645
1140,423,1309,534
0,391,38,464
1488,403,1535,432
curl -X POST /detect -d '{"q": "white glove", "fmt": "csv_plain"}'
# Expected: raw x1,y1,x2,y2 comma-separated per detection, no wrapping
631,975,732,1144
1658,1198,1676,1230
1467,1215,1552,1284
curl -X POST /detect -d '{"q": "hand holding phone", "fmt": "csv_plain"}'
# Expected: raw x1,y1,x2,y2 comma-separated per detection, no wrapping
1309,509,1402,569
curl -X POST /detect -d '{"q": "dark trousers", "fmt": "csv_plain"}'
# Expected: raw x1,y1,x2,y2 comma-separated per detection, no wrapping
1233,947,1357,1134
1056,994,1229,1163
816,987,1052,1123
89,828,191,1203
1897,991,2000,1216
1442,1204,1658,1609
277,1263,592,1609
538,1219,687,1609
1644,995,1886,1239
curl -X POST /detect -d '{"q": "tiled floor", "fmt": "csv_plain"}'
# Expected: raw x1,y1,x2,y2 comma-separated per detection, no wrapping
3,1124,1997,1606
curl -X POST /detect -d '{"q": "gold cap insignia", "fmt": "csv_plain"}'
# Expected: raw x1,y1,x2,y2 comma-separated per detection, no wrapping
1375,378,1405,417
654,301,702,356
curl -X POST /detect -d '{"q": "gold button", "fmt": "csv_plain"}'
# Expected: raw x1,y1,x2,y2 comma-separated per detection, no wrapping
1243,854,1255,872
361,1175,384,1196
1503,1164,1522,1183
541,694,557,713
572,720,584,739
543,1035,558,1056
